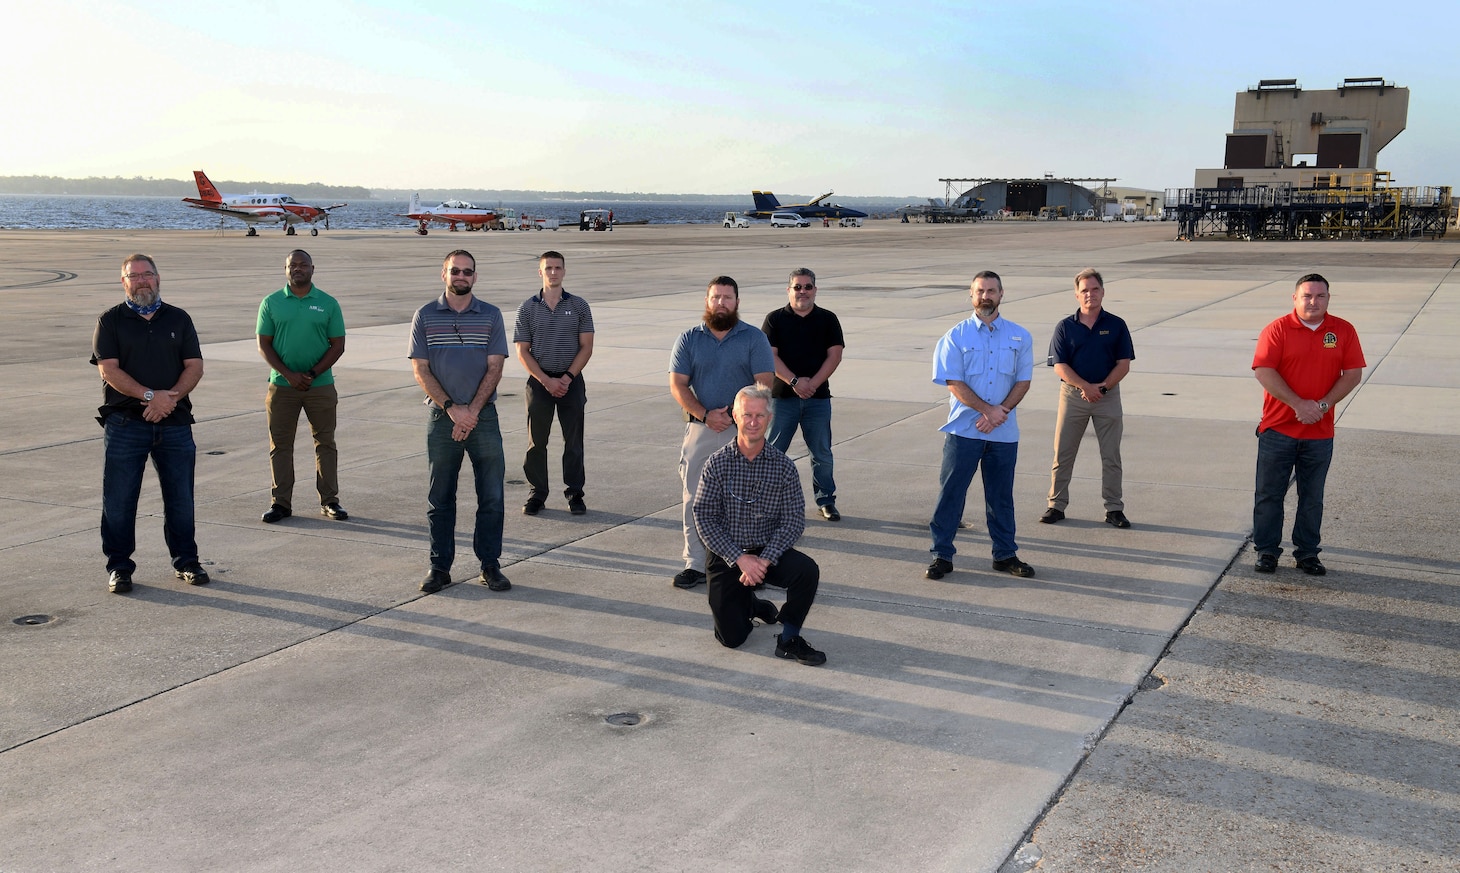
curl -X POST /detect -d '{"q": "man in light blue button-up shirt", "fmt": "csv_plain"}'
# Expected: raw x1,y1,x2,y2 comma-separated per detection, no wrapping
926,271,1036,581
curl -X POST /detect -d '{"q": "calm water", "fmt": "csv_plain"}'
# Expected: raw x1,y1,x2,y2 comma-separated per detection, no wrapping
0,195,891,230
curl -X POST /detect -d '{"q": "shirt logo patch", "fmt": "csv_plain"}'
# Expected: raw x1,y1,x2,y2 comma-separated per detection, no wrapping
1323,331,1338,349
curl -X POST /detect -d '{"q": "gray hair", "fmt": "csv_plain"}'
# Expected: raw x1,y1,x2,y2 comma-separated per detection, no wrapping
788,267,816,285
733,384,773,414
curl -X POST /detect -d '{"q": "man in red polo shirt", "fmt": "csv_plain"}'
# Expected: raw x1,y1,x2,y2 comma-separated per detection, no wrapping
1251,273,1365,576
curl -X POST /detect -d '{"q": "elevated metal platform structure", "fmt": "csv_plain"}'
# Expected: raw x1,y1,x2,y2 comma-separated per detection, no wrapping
1166,172,1450,240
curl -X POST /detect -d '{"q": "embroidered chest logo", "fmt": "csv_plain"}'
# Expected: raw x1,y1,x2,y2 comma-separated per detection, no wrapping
1323,331,1338,349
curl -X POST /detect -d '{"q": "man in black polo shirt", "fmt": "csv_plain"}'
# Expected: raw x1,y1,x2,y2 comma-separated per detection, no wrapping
1042,268,1135,528
762,268,845,521
91,253,208,593
512,251,595,516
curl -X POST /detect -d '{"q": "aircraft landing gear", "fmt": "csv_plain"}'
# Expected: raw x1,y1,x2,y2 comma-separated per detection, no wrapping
310,228,318,236
286,225,297,236
246,227,258,237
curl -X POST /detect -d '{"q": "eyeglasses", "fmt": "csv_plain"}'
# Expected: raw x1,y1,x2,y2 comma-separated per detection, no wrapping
124,271,157,280
449,267,475,276
453,322,463,343
791,284,815,291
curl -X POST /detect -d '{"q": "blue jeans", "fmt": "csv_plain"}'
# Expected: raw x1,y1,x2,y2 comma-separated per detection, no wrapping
1253,428,1332,561
768,397,836,506
929,434,1019,561
426,405,504,573
101,415,198,574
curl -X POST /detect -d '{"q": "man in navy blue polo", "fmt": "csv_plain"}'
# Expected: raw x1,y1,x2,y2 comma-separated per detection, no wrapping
668,276,775,590
1041,268,1135,529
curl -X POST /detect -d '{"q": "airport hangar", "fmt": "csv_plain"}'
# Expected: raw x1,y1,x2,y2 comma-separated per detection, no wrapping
910,178,1164,222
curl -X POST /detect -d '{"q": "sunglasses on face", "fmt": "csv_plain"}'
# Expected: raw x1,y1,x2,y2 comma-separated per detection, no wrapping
449,267,475,276
791,284,815,291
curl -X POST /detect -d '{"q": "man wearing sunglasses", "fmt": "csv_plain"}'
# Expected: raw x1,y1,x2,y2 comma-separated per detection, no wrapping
693,385,825,665
762,267,845,522
408,250,511,594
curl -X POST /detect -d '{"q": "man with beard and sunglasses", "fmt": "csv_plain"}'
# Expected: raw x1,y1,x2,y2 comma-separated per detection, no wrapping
925,270,1036,581
408,250,511,595
91,254,208,593
668,276,775,590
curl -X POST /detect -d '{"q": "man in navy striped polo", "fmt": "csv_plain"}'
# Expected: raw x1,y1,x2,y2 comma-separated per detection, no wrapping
408,250,511,595
513,251,595,516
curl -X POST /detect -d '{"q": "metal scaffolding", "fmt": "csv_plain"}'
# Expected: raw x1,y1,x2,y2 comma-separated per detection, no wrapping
1165,173,1451,241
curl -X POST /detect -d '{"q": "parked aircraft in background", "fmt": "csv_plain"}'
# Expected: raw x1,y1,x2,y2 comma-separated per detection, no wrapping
747,190,868,220
180,170,346,236
400,193,499,234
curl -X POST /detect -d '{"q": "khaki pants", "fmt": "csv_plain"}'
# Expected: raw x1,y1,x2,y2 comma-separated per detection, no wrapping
266,382,339,510
1047,382,1123,512
678,422,737,570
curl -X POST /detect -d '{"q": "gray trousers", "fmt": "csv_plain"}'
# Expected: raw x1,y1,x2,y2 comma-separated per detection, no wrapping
678,422,737,570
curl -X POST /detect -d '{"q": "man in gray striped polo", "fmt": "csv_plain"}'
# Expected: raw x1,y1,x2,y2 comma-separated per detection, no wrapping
513,251,595,516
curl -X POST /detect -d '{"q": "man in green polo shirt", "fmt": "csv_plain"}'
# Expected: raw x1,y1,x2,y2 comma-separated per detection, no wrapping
256,249,348,523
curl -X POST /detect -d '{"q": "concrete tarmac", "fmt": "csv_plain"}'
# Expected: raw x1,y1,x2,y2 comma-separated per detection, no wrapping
1,222,1456,872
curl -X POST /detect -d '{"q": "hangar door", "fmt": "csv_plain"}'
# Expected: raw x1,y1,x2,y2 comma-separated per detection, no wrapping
1006,182,1047,214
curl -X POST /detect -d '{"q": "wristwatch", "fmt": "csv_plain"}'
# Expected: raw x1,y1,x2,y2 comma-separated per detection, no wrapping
790,377,801,388
1318,400,1330,413
142,389,154,402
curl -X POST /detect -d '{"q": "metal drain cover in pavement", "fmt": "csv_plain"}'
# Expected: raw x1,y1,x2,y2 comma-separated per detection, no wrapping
13,614,54,626
604,712,642,727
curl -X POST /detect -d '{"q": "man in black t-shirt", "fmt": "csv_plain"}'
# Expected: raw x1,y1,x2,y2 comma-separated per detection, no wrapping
90,254,208,593
761,268,846,521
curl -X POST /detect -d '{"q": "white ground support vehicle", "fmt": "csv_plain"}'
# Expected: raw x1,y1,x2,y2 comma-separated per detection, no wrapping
770,212,810,227
839,216,863,227
723,211,751,228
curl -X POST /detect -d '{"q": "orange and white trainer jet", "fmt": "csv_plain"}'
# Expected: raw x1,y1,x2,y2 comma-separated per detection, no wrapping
399,193,500,235
181,170,347,237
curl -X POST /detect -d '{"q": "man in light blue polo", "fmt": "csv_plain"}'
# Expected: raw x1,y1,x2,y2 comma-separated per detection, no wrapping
926,270,1036,580
668,276,775,590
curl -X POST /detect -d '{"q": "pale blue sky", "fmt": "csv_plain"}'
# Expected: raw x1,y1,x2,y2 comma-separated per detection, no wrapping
5,0,1456,196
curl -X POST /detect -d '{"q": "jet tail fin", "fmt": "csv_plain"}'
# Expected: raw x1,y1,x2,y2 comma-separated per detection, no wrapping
409,193,421,214
193,170,221,203
752,191,781,212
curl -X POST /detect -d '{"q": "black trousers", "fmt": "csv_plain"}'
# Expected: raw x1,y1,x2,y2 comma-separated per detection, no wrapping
523,374,586,500
707,546,819,648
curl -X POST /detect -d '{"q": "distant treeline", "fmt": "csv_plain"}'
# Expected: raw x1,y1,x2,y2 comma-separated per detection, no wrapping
0,175,918,207
0,175,370,199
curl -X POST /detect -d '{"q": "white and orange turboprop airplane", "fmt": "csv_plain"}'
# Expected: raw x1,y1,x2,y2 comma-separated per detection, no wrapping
181,170,347,236
399,193,499,235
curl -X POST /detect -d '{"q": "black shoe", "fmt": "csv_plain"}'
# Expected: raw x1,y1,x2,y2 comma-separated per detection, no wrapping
421,568,451,593
479,567,511,591
261,504,291,524
320,503,349,521
753,597,780,625
522,496,545,516
992,556,1035,577
819,503,841,522
1039,508,1065,524
108,570,132,594
775,634,827,666
1105,510,1131,529
924,558,953,580
1255,553,1278,574
175,563,210,585
672,568,706,589
568,496,587,515
1295,556,1327,576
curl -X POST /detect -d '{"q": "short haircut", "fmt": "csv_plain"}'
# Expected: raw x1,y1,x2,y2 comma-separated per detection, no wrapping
1295,273,1329,291
121,253,157,274
539,250,565,264
1074,267,1103,288
972,270,1002,288
788,267,816,285
707,275,739,297
734,384,773,413
443,249,475,268
286,249,313,264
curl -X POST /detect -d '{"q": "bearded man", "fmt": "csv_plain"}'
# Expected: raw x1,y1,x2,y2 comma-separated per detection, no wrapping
667,276,774,590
